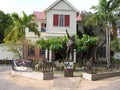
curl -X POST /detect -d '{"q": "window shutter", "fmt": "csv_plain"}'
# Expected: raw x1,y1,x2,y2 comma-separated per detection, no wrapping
65,15,70,26
53,14,58,26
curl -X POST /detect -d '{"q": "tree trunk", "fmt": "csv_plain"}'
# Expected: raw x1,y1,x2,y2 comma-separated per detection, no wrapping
106,26,111,69
112,23,117,39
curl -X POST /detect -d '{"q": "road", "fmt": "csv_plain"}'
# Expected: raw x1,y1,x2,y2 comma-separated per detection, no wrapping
0,65,49,90
79,75,120,90
0,65,120,90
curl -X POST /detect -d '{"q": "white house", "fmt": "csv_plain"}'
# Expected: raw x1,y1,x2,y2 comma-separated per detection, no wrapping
25,0,79,61
44,0,79,38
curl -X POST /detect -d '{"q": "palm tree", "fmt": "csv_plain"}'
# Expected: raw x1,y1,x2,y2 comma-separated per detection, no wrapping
88,0,120,69
4,11,40,59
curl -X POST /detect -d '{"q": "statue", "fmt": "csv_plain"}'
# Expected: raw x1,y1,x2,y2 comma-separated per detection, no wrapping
65,29,75,61
86,57,93,73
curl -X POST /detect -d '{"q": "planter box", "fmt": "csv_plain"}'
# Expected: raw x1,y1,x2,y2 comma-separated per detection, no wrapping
11,70,53,80
64,62,74,77
83,71,120,81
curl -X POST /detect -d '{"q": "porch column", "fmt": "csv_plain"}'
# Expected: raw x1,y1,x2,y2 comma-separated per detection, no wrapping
45,49,48,61
70,53,72,61
74,49,76,63
49,50,52,62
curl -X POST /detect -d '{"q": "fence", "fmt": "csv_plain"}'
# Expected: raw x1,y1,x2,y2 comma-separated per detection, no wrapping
84,59,120,74
12,59,53,72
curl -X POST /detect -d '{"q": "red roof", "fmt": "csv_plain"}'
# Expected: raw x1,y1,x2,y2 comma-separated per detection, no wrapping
33,11,81,21
77,14,82,21
33,11,45,20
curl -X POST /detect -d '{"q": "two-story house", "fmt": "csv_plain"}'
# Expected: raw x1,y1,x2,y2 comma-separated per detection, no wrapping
25,0,79,61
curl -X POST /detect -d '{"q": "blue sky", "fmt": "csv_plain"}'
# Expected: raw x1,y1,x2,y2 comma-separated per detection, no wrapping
0,0,99,15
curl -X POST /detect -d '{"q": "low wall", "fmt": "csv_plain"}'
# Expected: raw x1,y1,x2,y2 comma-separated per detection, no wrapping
11,70,53,80
83,71,120,80
0,60,12,64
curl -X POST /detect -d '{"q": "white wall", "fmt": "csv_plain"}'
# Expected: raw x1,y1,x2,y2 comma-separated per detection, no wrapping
46,0,77,37
0,44,20,60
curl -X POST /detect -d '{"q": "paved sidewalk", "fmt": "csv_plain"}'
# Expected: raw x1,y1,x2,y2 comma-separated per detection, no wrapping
1,65,120,90
52,76,80,90
0,65,81,90
79,76,120,90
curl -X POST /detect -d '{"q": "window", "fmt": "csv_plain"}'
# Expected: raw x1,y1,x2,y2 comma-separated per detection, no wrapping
99,47,106,58
60,15,64,26
41,23,46,32
39,49,45,56
28,45,35,56
53,14,70,27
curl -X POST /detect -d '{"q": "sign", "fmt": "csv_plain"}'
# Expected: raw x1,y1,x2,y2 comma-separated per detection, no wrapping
64,62,73,69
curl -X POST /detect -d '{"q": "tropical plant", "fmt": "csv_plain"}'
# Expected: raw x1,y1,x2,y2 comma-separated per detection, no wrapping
87,0,120,69
0,10,13,43
75,34,98,58
111,39,120,52
4,11,40,59
37,36,67,51
37,35,98,60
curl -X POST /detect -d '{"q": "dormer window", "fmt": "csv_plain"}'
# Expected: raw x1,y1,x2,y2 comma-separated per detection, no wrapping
53,14,70,27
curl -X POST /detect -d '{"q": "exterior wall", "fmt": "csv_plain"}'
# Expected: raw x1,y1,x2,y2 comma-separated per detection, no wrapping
25,20,46,42
0,44,20,60
25,44,44,60
46,10,76,37
46,1,77,38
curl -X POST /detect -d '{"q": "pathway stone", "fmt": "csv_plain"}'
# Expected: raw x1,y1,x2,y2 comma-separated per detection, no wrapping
52,77,80,90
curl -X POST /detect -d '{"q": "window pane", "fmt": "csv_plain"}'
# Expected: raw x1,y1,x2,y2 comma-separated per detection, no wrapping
39,49,45,56
99,47,106,58
28,45,35,56
60,15,64,26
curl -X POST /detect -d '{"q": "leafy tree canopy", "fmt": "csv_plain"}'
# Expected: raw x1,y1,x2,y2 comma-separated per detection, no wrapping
4,11,40,43
0,10,13,43
37,35,98,52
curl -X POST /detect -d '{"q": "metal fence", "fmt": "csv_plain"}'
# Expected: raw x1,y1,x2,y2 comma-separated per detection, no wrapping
12,59,53,72
84,59,120,74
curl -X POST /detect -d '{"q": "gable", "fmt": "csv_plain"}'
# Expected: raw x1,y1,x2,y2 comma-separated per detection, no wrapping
44,0,79,12
52,1,73,11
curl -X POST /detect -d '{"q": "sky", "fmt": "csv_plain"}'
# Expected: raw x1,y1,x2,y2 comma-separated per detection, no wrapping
0,0,99,15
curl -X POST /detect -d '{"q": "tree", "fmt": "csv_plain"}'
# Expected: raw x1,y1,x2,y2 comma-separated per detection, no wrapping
111,39,120,52
4,11,40,59
37,37,67,61
0,10,13,43
78,11,105,60
75,34,98,59
37,35,98,61
87,0,120,69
